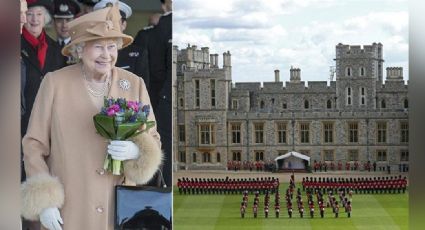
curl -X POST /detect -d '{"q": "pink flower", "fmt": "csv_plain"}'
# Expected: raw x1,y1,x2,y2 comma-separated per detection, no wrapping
127,101,139,112
106,104,120,116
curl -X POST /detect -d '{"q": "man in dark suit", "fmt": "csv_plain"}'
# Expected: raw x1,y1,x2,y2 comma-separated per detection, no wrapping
150,0,172,187
53,0,80,65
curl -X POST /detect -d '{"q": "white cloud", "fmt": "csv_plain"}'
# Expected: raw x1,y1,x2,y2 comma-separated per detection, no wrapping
174,0,408,82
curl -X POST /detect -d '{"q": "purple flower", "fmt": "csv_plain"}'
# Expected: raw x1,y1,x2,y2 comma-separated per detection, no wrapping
106,104,120,116
141,105,150,116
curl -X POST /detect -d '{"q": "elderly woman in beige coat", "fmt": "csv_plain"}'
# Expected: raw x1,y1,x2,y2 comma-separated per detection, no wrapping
21,4,162,230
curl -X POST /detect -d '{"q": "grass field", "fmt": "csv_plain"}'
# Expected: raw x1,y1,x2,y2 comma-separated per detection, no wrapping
173,183,408,230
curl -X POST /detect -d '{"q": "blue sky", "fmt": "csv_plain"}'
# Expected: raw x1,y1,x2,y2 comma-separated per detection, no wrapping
174,0,408,83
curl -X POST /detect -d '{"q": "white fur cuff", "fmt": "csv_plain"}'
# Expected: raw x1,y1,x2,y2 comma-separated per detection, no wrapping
123,132,163,185
21,174,64,221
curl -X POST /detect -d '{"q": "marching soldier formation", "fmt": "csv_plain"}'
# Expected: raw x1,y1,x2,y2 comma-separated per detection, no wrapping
177,177,279,195
302,175,407,194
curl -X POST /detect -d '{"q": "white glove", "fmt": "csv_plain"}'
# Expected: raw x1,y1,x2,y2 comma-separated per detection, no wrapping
39,207,63,230
107,140,140,161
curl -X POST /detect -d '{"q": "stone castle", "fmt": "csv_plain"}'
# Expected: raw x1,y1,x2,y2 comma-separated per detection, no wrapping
172,43,408,171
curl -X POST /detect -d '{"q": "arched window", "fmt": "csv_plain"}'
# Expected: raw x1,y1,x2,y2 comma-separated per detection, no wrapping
359,67,365,76
404,99,408,109
182,64,186,71
260,100,265,109
304,100,309,109
192,153,197,163
179,98,184,107
327,99,332,109
381,99,386,109
217,152,221,162
346,67,352,77
346,87,352,105
203,152,211,163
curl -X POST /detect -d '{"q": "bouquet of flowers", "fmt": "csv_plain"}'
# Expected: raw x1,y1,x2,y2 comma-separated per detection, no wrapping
93,97,155,175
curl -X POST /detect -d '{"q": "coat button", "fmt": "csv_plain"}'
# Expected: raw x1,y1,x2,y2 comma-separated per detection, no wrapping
96,206,104,213
96,169,105,175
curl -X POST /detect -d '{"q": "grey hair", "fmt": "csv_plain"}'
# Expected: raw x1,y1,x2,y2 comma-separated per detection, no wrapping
42,7,52,26
67,38,124,61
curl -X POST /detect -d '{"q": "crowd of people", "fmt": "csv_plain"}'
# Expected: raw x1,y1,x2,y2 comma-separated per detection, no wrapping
239,173,353,219
302,176,408,194
177,177,280,195
227,160,276,172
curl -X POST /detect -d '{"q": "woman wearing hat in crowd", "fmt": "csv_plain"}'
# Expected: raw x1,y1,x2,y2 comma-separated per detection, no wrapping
21,0,65,176
21,4,162,230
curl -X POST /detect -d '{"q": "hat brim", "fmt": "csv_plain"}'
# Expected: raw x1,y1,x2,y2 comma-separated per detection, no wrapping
61,32,133,56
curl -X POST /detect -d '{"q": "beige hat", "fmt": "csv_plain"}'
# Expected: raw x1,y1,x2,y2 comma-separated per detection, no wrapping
62,3,133,56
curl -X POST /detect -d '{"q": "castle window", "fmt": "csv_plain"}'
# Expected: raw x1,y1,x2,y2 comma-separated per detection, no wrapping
381,99,386,109
195,80,200,107
179,125,185,142
255,151,264,161
276,122,287,144
400,121,408,143
210,79,216,107
179,98,184,108
348,150,359,161
359,67,365,76
271,98,275,104
283,103,287,109
345,67,352,77
231,123,241,144
348,122,358,143
376,150,387,162
192,153,197,163
346,87,352,105
323,122,334,143
300,122,310,143
400,150,409,161
181,64,186,71
377,121,387,143
326,99,332,109
216,152,221,162
323,150,334,161
404,99,408,109
254,123,264,144
202,152,211,163
232,151,241,161
304,100,309,109
198,123,215,145
232,99,238,110
260,100,265,109
360,87,366,105
179,151,186,163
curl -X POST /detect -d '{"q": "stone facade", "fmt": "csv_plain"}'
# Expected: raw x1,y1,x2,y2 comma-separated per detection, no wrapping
173,43,409,171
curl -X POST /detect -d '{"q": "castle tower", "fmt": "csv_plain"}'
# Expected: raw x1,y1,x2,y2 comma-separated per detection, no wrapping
335,43,383,110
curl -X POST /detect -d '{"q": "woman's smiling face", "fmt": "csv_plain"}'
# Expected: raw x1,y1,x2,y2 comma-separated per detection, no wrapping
81,39,118,78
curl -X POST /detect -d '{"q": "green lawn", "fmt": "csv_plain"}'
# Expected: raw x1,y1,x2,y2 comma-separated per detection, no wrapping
173,183,408,230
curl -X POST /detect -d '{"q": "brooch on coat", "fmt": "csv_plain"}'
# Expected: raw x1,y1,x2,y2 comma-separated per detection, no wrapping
119,79,131,91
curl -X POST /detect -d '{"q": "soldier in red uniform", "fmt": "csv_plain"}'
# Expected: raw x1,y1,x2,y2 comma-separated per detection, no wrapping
253,203,258,218
309,200,314,218
264,204,269,218
298,202,304,218
287,200,293,218
240,202,246,218
346,201,352,218
338,161,342,170
275,202,280,218
334,201,339,218
319,200,325,218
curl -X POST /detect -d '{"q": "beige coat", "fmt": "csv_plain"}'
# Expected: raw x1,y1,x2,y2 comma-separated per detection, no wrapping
21,63,163,230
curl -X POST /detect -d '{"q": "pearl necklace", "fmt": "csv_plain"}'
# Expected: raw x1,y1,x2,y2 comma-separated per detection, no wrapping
81,65,111,97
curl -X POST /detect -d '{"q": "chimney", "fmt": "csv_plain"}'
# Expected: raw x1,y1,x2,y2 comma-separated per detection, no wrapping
274,69,280,82
290,67,301,82
214,54,219,68
210,54,215,68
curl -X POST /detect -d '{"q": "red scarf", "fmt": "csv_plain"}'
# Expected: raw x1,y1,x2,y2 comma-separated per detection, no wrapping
22,27,48,69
